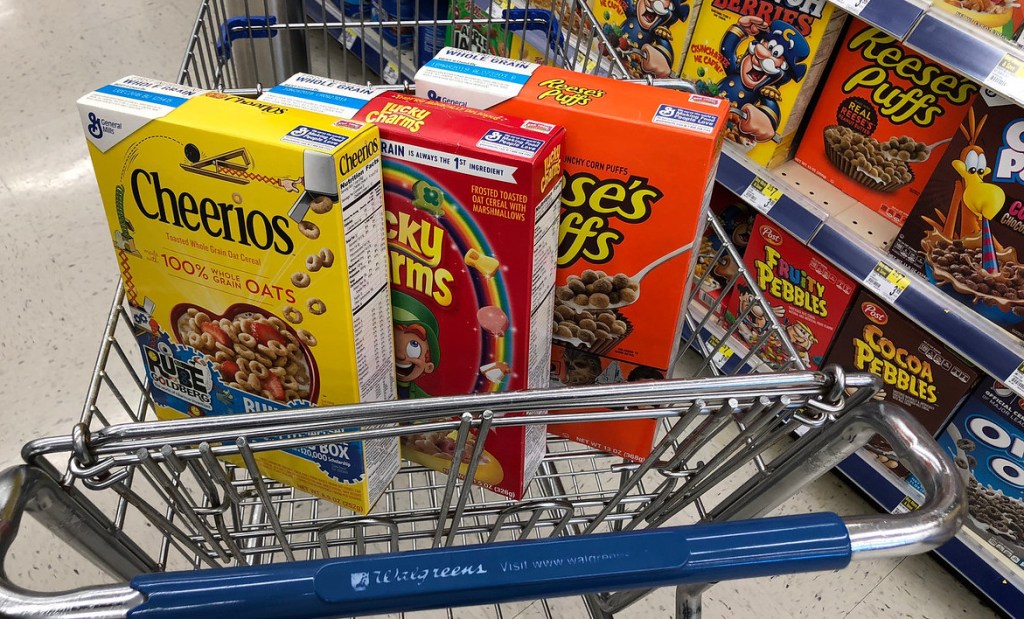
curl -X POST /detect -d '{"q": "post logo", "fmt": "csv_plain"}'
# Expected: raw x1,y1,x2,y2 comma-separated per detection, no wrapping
862,302,888,325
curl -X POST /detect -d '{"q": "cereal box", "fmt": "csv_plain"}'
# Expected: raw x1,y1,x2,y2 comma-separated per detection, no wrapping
590,0,698,78
78,76,398,514
822,290,979,481
794,21,979,227
260,75,565,499
889,94,1024,340
933,0,1024,41
694,184,755,313
723,215,858,370
415,48,729,461
682,0,845,167
934,378,1024,575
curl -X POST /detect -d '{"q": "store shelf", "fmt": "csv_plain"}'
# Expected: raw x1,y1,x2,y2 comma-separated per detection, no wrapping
830,0,927,39
716,145,1024,397
834,452,1024,618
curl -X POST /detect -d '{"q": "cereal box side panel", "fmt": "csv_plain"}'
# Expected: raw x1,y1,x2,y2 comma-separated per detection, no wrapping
682,0,841,167
937,379,1024,575
897,95,1024,340
590,0,695,79
794,23,979,226
727,215,859,370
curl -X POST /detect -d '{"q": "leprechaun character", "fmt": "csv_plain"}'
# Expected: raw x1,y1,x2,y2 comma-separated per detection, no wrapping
715,16,809,144
603,0,689,78
392,291,439,399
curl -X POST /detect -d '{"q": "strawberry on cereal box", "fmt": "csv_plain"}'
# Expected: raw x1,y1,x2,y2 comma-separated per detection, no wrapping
683,0,846,167
261,76,565,499
795,20,978,227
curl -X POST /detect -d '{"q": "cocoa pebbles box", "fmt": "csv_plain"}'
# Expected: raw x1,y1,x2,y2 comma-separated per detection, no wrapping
415,48,729,461
889,94,1024,339
78,76,398,514
261,76,565,499
933,379,1024,575
723,215,858,370
823,290,979,481
794,21,979,227
682,0,846,168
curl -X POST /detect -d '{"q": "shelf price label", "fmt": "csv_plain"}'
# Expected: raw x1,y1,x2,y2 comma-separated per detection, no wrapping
707,336,734,369
740,176,783,214
1003,360,1024,397
864,260,910,302
830,0,870,16
983,53,1024,103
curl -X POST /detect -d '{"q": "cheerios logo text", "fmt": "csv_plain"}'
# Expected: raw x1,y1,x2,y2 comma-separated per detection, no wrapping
558,172,662,266
386,210,454,306
710,0,825,36
853,324,936,402
130,169,295,254
755,246,827,317
842,27,977,126
366,102,431,133
536,79,605,107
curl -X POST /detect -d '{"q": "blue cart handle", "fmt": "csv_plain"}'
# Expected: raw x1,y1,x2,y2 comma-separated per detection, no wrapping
217,16,279,61
127,514,850,619
502,9,566,50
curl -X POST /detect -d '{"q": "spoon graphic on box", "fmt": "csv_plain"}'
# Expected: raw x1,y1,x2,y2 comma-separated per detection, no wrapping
560,242,694,312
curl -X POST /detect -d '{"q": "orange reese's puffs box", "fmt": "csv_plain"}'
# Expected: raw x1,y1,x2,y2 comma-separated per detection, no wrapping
795,21,978,227
416,49,729,461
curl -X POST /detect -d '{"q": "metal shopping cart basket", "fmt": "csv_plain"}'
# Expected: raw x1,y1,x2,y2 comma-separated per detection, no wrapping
0,2,966,618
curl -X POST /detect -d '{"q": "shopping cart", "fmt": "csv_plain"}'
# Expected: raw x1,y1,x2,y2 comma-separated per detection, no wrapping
0,2,966,618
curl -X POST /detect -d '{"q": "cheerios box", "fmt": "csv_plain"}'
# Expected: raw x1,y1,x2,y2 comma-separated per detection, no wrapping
260,75,565,499
682,0,845,168
78,76,399,514
794,21,978,227
723,215,858,370
415,48,728,461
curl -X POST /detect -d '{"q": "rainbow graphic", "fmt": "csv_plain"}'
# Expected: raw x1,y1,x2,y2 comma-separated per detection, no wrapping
383,160,514,392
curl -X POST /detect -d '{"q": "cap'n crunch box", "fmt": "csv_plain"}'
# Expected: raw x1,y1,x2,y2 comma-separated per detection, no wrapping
823,290,979,481
934,378,1024,575
591,0,698,79
794,21,979,227
415,48,728,461
889,94,1024,340
78,76,398,514
261,76,565,499
723,215,858,370
682,0,845,167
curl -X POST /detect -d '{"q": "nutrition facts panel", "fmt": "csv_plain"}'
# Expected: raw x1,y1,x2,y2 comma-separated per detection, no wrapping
341,156,395,403
528,186,561,390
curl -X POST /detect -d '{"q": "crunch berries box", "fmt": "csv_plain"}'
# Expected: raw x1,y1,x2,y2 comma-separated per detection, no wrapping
889,94,1024,340
590,0,698,79
415,49,728,461
794,21,978,227
823,290,979,481
682,0,845,167
261,76,565,499
723,215,857,370
78,76,398,514
935,379,1024,575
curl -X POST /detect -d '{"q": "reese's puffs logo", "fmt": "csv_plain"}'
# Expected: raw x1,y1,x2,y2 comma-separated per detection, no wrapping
536,79,605,107
558,172,662,266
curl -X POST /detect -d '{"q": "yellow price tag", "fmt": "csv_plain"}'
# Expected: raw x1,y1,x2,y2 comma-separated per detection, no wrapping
740,176,784,214
707,336,734,368
865,261,910,301
984,53,1024,103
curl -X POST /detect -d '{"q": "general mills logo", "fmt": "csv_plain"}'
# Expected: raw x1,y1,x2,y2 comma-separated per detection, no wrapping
289,126,310,137
483,130,503,142
658,105,678,117
351,572,370,591
87,112,104,138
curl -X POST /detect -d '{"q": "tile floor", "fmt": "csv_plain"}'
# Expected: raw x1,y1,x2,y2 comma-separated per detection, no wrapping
0,1,1005,617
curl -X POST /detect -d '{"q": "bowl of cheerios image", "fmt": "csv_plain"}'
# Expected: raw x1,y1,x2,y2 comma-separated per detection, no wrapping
172,303,318,405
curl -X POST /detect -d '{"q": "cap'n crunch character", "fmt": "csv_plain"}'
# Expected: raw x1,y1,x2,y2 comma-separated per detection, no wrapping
392,291,440,399
610,0,690,78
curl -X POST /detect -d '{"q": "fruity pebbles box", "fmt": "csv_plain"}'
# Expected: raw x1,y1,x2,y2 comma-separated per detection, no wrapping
889,94,1024,340
724,215,858,370
261,75,565,499
794,21,979,227
934,379,1024,575
683,0,845,168
590,0,697,78
78,77,399,514
823,290,979,481
415,48,729,461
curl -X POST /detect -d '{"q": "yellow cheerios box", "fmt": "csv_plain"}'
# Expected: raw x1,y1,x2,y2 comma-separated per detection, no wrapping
77,76,398,514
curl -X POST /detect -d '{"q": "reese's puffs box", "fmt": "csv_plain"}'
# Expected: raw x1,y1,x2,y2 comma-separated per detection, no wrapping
78,76,399,514
261,76,565,499
723,215,857,370
682,0,845,167
415,48,729,461
823,290,979,482
795,21,978,227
